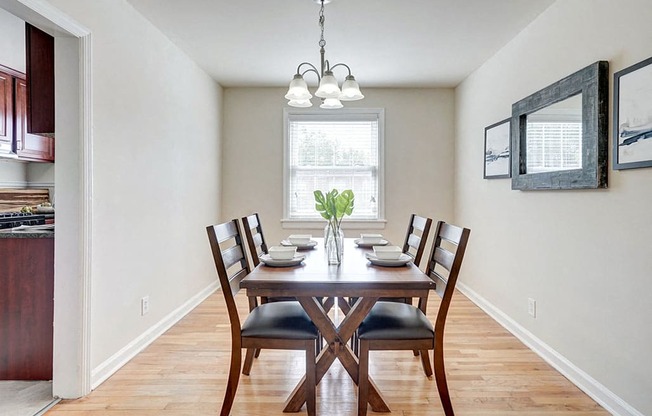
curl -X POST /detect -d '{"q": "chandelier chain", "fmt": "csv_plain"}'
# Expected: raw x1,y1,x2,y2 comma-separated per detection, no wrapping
318,0,326,48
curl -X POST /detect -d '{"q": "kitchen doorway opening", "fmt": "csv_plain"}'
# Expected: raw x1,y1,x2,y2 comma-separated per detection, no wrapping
0,0,93,401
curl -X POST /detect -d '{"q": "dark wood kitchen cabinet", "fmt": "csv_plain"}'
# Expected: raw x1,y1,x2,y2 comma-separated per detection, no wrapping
26,23,55,135
0,70,13,153
0,236,54,380
15,78,54,162
0,64,54,162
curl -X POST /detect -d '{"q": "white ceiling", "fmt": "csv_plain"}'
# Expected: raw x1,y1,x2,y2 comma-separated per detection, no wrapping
126,0,555,88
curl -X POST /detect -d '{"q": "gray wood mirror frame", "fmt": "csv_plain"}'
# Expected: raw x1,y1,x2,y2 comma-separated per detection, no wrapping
511,61,609,190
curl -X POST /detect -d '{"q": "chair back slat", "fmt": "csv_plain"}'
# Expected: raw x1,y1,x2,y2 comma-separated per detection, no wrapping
412,215,429,231
222,244,246,271
432,246,455,271
214,220,239,244
438,222,464,245
406,234,421,252
402,214,433,267
252,233,263,250
242,213,268,267
428,269,448,299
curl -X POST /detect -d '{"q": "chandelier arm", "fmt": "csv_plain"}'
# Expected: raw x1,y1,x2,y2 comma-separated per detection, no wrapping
301,67,321,81
328,63,353,77
296,62,319,75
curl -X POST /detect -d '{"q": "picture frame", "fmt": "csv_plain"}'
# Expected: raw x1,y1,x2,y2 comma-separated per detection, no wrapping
484,118,511,179
613,56,652,170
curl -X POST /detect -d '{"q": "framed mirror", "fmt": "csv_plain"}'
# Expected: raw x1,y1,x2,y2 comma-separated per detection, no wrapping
511,61,609,190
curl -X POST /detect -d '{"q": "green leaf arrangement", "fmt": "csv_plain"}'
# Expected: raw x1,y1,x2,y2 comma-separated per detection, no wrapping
313,189,355,229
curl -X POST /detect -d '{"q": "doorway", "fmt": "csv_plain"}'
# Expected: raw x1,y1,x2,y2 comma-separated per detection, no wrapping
0,0,93,402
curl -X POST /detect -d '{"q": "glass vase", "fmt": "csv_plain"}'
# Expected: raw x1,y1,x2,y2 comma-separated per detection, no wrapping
325,223,343,265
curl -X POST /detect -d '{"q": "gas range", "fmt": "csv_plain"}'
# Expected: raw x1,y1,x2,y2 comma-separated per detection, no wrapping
0,212,47,229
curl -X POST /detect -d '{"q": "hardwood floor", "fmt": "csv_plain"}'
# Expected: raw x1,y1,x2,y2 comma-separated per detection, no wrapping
46,291,609,415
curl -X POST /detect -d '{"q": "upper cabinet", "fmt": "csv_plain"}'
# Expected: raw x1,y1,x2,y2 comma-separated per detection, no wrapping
0,64,54,162
15,78,54,162
0,70,13,154
25,23,54,136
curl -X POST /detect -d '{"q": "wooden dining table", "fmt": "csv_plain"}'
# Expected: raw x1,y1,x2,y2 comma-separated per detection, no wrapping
240,237,434,413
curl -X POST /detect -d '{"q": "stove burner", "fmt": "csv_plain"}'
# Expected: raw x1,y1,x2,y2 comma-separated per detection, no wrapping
0,213,47,229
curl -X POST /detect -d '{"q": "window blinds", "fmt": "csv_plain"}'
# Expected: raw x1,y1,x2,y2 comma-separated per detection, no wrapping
287,113,380,220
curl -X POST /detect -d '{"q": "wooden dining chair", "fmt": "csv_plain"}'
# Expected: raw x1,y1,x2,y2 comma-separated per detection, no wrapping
242,213,296,307
402,214,433,268
207,220,318,416
352,214,433,364
356,221,470,416
241,213,301,369
380,214,433,304
242,213,268,267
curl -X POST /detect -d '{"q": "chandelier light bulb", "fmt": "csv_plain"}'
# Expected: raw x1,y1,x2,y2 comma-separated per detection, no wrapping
288,99,313,108
315,71,341,98
285,74,312,101
339,75,364,101
320,98,343,109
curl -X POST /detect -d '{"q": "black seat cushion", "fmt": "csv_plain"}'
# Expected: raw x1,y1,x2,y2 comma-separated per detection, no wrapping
357,301,434,340
242,301,319,340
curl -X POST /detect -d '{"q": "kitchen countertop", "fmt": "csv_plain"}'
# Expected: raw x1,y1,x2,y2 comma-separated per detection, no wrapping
0,225,55,238
0,230,54,238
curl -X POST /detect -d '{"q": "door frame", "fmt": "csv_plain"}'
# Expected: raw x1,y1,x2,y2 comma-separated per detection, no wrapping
0,0,93,398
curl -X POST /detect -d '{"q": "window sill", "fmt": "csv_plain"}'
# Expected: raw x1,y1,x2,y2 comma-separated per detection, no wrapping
281,218,387,230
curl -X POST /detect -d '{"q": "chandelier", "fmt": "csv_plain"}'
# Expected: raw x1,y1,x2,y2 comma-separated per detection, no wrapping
285,0,364,109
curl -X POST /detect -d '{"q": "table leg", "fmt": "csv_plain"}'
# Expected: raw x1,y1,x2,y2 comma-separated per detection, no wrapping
283,297,390,413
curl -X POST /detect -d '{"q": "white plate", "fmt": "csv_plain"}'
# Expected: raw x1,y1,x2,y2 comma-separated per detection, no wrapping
365,252,412,267
354,238,389,247
260,253,306,267
281,239,318,249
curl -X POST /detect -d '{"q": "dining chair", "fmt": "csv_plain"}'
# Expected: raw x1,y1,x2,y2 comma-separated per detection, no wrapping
402,214,433,268
382,214,432,304
241,213,324,369
242,213,296,309
351,214,433,361
242,213,268,267
207,220,318,416
356,220,470,416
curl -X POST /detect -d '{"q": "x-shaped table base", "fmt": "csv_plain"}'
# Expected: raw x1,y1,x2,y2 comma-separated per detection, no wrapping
283,296,391,413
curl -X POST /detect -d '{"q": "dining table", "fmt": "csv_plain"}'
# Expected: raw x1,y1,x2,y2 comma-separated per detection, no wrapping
240,237,434,413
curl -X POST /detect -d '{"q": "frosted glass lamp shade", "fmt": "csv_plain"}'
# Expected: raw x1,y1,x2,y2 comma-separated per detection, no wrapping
339,75,364,101
288,99,313,108
285,74,312,100
320,98,343,109
315,71,341,98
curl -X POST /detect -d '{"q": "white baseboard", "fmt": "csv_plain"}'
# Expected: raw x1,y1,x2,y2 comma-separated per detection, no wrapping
0,181,28,188
456,282,644,416
90,281,219,389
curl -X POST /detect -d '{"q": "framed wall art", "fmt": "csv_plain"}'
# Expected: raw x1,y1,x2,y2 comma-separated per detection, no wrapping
484,118,511,179
613,56,652,170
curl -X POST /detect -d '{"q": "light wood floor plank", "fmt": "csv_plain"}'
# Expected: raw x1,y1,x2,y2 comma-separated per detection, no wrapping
46,291,609,415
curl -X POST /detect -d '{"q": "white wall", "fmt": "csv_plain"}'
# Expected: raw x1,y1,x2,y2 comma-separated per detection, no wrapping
41,0,223,380
455,0,652,414
221,87,455,259
0,7,24,71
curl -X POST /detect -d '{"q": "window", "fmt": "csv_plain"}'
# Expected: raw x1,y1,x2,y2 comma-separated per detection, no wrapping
283,109,384,225
526,121,582,173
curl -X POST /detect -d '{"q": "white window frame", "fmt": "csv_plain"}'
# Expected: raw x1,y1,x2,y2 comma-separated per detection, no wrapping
281,108,386,230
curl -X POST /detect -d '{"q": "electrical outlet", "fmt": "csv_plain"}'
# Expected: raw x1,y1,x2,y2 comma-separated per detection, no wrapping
141,296,149,316
528,298,536,318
